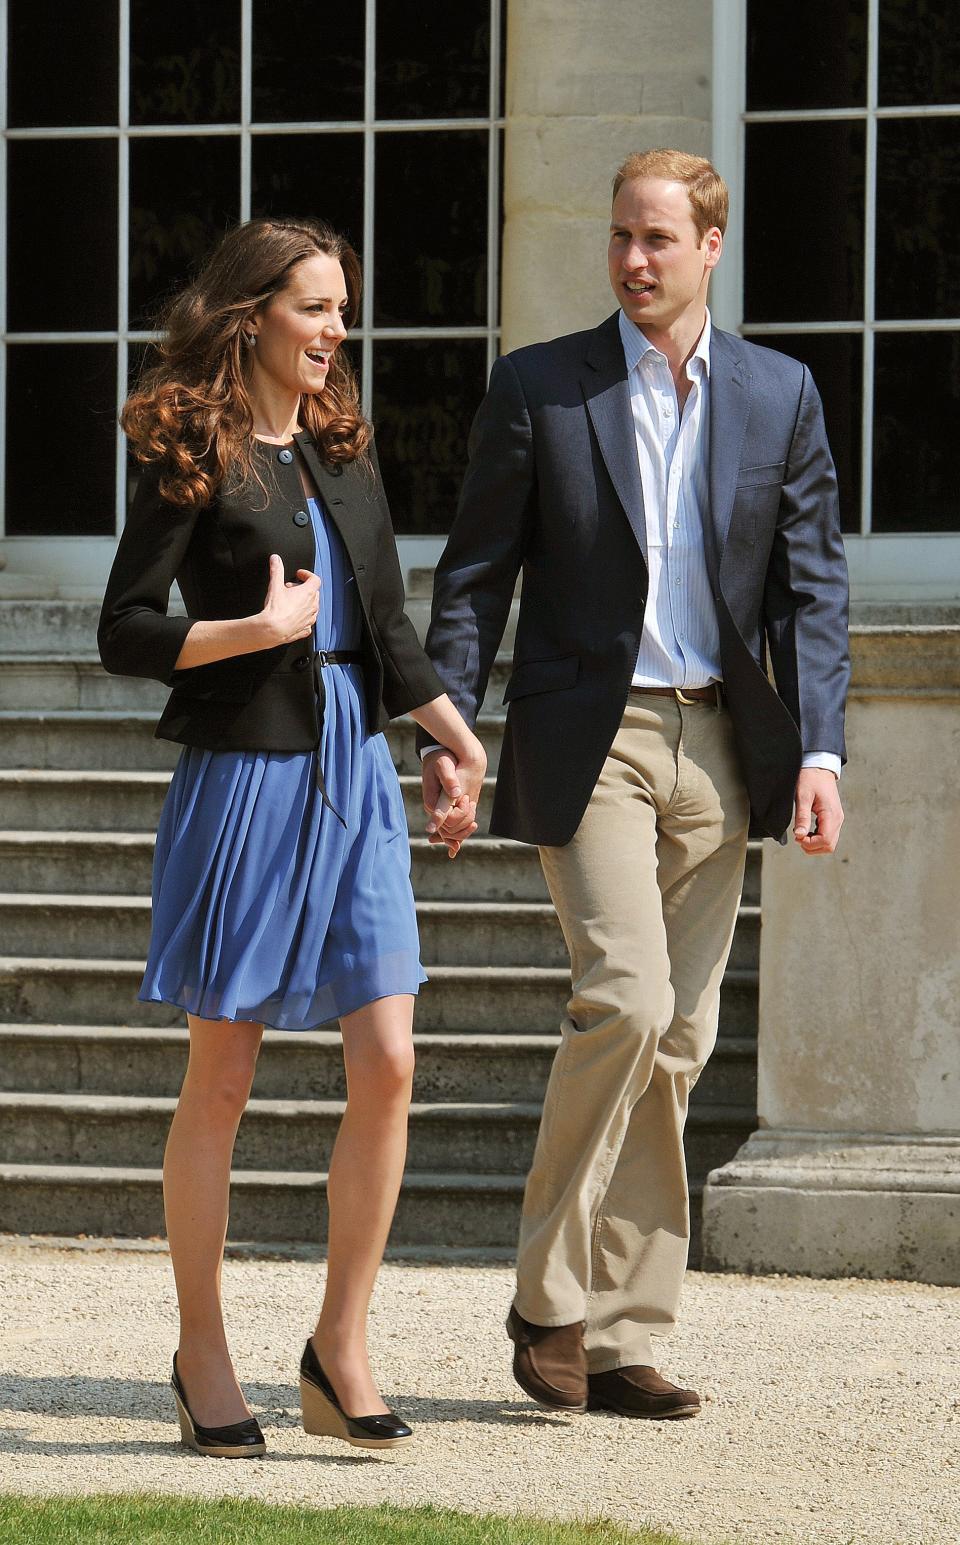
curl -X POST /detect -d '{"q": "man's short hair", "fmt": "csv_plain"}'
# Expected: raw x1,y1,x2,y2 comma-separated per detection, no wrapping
612,149,729,241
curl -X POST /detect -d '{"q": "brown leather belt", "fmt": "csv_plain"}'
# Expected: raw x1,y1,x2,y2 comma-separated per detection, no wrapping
629,683,723,706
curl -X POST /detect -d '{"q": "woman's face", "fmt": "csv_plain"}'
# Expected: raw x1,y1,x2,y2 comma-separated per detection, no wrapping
247,251,350,397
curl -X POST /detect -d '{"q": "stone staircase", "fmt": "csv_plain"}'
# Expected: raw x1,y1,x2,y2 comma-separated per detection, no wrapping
0,573,759,1257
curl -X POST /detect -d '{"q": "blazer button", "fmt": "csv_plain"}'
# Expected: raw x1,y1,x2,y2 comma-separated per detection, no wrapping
293,509,309,527
293,654,310,670
277,448,294,464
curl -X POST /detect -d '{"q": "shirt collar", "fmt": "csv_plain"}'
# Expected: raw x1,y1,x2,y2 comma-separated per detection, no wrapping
618,307,712,380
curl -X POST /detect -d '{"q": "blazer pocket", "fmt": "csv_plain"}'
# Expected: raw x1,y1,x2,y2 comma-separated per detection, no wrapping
168,664,257,703
737,461,786,489
503,654,580,703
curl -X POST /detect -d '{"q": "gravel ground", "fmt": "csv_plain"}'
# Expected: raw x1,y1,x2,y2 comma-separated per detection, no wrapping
0,1236,956,1545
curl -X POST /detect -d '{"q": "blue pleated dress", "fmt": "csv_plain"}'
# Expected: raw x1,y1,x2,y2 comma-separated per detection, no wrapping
139,496,427,1030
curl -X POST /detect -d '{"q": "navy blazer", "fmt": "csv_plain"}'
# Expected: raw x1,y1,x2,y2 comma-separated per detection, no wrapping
418,312,850,844
98,432,444,750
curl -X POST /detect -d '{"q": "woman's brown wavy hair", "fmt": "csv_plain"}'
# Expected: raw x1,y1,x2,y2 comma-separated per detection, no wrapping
121,217,371,508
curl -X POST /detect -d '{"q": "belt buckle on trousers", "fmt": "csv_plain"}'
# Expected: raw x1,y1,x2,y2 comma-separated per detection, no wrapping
675,683,722,708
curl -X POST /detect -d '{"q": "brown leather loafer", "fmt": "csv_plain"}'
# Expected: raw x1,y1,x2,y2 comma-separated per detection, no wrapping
505,1306,588,1412
588,1365,701,1419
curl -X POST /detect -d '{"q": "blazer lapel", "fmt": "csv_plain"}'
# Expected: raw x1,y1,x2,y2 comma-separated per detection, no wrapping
707,328,751,576
294,431,372,574
581,312,648,564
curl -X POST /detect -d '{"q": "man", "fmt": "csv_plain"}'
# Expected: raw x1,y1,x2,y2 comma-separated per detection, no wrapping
418,150,848,1418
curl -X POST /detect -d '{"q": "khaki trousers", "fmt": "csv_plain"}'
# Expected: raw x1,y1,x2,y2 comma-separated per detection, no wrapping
514,691,751,1371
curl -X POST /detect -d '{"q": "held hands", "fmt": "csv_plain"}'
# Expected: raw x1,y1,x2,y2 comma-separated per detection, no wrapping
793,768,844,855
422,741,487,859
259,553,321,645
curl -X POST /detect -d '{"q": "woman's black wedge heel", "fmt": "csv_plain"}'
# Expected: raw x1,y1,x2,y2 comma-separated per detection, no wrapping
299,1337,414,1450
170,1352,266,1458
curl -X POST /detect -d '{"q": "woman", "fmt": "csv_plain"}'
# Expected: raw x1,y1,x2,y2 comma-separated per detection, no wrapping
98,218,485,1457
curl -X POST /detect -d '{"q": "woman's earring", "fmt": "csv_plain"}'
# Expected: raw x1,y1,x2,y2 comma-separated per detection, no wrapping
243,332,257,348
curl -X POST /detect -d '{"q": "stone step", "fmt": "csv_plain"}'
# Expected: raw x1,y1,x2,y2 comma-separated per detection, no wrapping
0,771,762,898
0,893,761,972
0,1024,758,1108
0,956,759,1037
0,1090,754,1177
0,769,506,838
0,829,762,905
0,831,547,901
0,656,169,712
0,601,107,655
0,653,516,714
0,1161,529,1248
0,711,508,773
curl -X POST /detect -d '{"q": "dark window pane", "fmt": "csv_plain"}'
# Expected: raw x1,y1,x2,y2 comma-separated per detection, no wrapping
252,0,364,122
129,136,240,326
744,122,865,323
754,333,862,533
377,0,490,119
374,131,487,326
8,0,118,127
373,339,486,533
746,0,866,110
876,118,960,320
8,140,118,331
6,345,116,535
130,0,240,124
873,332,960,532
251,134,364,256
879,0,960,106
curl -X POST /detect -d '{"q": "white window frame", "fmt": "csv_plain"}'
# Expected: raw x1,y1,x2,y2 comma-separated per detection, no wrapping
712,0,960,602
0,0,503,593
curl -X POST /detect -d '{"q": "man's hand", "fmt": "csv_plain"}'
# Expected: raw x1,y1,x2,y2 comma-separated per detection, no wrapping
422,744,486,859
793,768,844,855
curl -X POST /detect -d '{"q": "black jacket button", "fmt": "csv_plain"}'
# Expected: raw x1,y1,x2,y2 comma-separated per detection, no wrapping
293,509,309,526
278,448,294,464
293,654,310,670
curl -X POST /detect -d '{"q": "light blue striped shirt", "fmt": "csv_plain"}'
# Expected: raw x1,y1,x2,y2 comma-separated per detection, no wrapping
620,308,718,690
618,308,840,778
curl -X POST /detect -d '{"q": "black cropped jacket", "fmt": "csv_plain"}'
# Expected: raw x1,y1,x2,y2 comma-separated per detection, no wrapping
97,431,444,750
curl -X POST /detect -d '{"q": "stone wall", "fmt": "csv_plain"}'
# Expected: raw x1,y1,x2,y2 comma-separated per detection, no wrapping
703,622,960,1284
501,0,712,350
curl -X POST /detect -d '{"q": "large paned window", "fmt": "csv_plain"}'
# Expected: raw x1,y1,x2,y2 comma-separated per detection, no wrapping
1,0,504,545
713,0,960,592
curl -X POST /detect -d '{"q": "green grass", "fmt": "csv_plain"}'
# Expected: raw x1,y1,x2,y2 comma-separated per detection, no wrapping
0,1497,699,1545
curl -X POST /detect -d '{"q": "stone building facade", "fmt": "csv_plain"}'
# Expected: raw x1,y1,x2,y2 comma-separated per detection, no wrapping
1,0,957,1278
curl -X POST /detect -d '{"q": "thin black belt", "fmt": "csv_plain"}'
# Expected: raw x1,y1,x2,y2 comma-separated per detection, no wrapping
311,649,364,824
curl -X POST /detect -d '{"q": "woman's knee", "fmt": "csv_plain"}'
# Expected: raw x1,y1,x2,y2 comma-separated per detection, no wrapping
184,1022,261,1115
348,1037,415,1104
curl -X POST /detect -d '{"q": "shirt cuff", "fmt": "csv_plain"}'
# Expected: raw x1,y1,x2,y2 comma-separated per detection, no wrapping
802,752,842,779
419,743,446,762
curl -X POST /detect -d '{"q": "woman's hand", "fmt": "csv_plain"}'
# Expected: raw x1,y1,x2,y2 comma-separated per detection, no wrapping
258,553,321,645
422,736,487,858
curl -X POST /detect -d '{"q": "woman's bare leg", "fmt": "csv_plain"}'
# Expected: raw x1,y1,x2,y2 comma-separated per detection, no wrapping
163,1013,263,1427
310,993,415,1416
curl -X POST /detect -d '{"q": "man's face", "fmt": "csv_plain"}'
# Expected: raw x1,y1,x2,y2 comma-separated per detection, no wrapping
607,177,721,330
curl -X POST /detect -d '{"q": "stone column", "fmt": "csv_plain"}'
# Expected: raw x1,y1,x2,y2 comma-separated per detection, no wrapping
501,0,711,351
702,621,960,1284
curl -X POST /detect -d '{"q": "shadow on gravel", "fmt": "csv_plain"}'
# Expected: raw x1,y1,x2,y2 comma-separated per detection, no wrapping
0,1377,573,1442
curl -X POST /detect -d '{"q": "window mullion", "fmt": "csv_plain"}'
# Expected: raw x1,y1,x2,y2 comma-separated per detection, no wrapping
361,0,376,421
0,0,8,540
240,0,252,222
115,0,130,540
486,0,501,374
861,0,880,537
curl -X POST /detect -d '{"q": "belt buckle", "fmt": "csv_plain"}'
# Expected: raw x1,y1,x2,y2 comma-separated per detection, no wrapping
675,687,699,706
315,650,329,668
